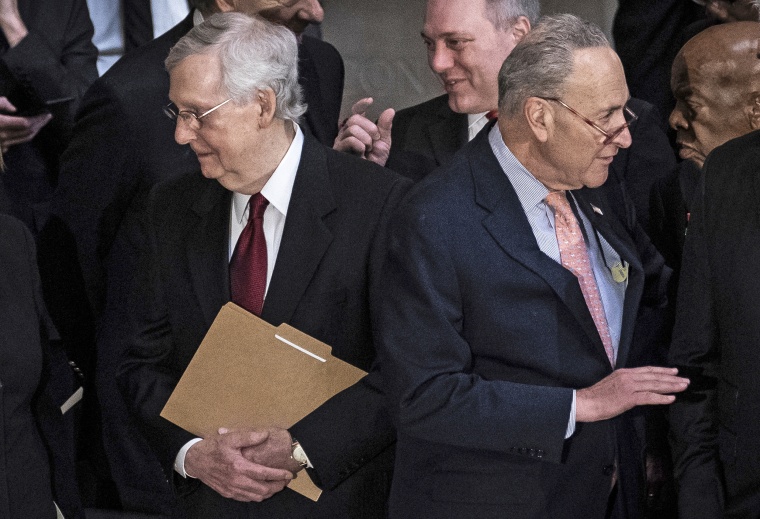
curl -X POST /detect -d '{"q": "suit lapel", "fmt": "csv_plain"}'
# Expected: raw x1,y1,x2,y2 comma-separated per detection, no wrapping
470,134,621,366
426,97,468,167
261,134,336,325
186,179,232,328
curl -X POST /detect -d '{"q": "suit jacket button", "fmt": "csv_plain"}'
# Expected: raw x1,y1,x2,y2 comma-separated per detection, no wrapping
603,464,615,476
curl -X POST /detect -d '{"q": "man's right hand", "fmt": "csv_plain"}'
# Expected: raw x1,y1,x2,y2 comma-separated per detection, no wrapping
333,97,394,166
184,428,294,502
576,366,689,422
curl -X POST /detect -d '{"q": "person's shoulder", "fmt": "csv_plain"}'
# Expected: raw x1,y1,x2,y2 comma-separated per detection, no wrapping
705,129,760,173
146,170,221,220
300,34,342,64
320,138,410,195
394,94,450,123
96,15,191,87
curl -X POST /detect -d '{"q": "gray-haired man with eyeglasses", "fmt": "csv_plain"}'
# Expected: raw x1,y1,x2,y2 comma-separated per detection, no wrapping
117,12,410,519
45,0,344,515
374,14,685,519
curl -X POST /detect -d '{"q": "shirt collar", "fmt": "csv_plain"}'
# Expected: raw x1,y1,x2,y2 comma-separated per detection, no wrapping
232,123,304,224
488,124,551,214
467,112,488,129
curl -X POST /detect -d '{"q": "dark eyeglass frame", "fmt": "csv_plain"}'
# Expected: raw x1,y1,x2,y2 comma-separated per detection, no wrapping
541,97,638,145
163,98,232,128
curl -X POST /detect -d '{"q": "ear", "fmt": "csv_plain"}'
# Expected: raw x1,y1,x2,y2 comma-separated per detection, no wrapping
510,16,531,43
215,0,236,13
524,97,551,143
750,92,760,130
256,88,278,128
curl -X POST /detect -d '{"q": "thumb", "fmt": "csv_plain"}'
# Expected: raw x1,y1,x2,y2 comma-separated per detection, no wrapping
0,96,17,113
377,108,395,140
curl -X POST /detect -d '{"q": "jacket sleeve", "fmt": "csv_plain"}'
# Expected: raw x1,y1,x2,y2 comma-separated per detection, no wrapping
1,0,98,140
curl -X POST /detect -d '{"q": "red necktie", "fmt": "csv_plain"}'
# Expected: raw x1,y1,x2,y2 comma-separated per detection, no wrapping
485,110,499,121
230,193,269,316
545,191,615,367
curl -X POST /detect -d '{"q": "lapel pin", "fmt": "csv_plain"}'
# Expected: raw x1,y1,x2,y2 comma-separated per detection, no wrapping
591,204,603,216
610,261,628,283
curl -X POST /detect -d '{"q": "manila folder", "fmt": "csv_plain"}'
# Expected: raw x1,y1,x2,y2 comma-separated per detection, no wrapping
161,302,368,500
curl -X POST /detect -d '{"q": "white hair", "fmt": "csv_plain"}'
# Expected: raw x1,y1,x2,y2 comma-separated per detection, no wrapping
165,12,306,122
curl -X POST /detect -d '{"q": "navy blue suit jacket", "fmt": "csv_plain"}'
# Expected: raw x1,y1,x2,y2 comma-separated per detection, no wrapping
375,128,669,518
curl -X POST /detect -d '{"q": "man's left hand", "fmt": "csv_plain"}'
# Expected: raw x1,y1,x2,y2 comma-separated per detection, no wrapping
237,426,304,476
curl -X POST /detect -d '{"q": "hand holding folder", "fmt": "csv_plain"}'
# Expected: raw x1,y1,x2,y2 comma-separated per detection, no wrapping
161,303,368,501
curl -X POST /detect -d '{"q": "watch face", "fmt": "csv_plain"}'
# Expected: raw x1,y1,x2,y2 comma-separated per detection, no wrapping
292,441,309,466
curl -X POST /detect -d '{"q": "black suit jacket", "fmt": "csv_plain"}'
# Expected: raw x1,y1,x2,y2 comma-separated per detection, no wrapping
648,158,702,334
669,130,760,518
0,0,97,229
387,94,676,233
41,12,345,513
0,214,82,519
613,0,706,129
375,129,669,518
117,132,410,518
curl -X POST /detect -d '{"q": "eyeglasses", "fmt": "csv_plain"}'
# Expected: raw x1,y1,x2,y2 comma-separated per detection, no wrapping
163,98,232,129
542,98,638,145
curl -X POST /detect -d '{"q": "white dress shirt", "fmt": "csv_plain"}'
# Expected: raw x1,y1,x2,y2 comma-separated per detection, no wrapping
467,112,489,142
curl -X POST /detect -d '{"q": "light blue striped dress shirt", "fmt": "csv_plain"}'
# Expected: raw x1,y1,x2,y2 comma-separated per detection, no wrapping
487,125,627,436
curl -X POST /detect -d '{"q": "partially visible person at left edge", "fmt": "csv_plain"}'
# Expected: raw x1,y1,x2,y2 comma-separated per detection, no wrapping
0,209,84,518
0,0,97,228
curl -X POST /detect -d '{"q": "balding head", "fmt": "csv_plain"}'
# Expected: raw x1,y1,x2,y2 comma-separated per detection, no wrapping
670,21,760,167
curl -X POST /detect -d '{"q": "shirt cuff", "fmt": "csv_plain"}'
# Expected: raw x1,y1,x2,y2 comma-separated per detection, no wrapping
565,390,576,439
174,437,203,478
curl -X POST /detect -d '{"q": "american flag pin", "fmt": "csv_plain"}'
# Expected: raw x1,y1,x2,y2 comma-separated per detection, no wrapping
591,204,603,215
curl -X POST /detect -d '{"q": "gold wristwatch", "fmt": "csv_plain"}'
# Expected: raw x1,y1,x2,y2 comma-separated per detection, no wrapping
291,438,309,469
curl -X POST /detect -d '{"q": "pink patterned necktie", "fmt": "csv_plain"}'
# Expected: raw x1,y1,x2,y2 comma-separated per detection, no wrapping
230,193,269,316
545,191,615,367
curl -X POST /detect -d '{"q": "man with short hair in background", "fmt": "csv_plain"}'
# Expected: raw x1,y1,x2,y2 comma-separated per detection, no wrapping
334,0,676,233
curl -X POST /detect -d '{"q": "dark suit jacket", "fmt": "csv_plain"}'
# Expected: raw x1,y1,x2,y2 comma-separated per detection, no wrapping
375,129,670,518
387,94,676,233
613,0,705,129
0,0,97,229
41,12,345,513
668,130,760,518
117,132,410,518
0,214,82,519
648,158,702,337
